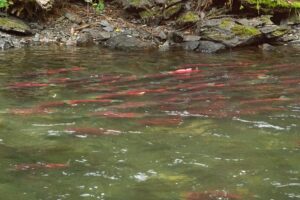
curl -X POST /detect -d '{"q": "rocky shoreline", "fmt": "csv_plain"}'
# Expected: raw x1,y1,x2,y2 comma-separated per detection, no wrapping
1,1,300,52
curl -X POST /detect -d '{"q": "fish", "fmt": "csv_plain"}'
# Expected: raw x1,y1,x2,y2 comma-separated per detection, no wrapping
168,68,200,75
96,89,147,99
14,162,69,171
66,127,121,136
8,82,49,89
90,111,143,118
138,116,182,126
239,97,291,105
185,191,241,200
8,108,51,115
110,101,149,109
66,99,114,105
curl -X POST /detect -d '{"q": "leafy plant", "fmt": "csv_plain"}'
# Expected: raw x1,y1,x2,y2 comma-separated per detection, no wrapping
0,0,9,9
94,0,105,13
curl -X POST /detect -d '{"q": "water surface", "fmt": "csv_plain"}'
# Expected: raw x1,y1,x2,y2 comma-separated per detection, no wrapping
0,46,299,200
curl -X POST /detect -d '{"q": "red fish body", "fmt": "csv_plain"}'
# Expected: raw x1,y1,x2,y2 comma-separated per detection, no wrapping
91,111,142,118
14,162,69,171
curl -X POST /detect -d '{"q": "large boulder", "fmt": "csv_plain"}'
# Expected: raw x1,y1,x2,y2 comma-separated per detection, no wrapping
197,16,289,48
241,0,300,14
104,34,156,50
0,16,32,35
197,17,263,48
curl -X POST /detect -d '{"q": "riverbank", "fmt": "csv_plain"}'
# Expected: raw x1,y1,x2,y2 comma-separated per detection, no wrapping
1,0,300,52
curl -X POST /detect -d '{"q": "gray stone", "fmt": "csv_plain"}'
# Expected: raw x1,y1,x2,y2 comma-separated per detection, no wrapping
183,41,200,51
105,34,155,50
64,12,82,24
183,35,201,42
198,17,262,48
83,28,111,41
0,34,14,50
103,26,114,32
159,41,170,51
169,31,184,43
259,25,289,39
196,41,226,53
260,43,276,51
100,20,110,27
76,32,94,47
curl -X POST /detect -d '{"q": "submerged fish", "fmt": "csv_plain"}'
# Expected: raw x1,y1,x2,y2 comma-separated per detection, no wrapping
8,82,49,89
8,108,51,115
91,111,143,118
138,116,183,126
14,162,69,171
185,191,241,200
66,127,121,136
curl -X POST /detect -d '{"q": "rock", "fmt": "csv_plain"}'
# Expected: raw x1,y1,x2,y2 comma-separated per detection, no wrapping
83,28,111,41
64,12,82,24
259,25,289,39
36,0,54,10
163,3,183,20
158,31,167,40
118,0,153,9
100,20,111,27
259,43,276,51
196,40,226,53
183,35,201,42
169,31,184,43
76,32,94,47
0,16,32,35
182,41,200,51
241,0,300,13
159,41,170,51
198,17,262,48
176,11,200,26
103,26,114,32
0,36,13,50
104,34,155,50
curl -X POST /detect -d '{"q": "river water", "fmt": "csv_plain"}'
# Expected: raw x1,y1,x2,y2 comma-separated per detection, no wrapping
0,46,299,200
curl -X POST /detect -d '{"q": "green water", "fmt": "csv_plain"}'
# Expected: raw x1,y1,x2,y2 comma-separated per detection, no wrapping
0,46,299,200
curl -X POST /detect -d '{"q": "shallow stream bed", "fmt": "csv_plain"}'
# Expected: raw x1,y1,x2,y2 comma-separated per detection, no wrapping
0,46,299,200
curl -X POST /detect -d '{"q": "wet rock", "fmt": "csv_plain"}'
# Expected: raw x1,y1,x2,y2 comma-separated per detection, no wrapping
64,12,82,24
104,34,155,50
103,26,114,32
197,17,262,48
259,25,289,39
182,41,200,51
177,11,200,26
259,43,276,51
196,40,226,53
183,35,201,42
76,32,94,47
241,0,300,13
0,36,13,50
169,31,184,43
159,41,170,51
0,16,32,35
118,0,153,9
83,28,111,41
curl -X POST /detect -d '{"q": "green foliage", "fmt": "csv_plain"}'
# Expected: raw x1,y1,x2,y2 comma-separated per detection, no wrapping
0,0,8,9
93,0,105,13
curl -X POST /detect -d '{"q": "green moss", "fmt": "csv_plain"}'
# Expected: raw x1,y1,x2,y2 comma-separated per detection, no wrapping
139,10,155,19
271,28,288,37
219,18,234,29
177,11,200,24
245,0,300,8
163,3,182,19
231,24,261,36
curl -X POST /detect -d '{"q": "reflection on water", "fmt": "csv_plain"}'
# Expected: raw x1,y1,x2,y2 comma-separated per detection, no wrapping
0,46,299,200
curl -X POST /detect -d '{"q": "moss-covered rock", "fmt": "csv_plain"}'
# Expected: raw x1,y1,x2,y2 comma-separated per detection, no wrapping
243,0,300,9
119,0,154,9
176,11,200,26
0,16,32,35
163,3,183,19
